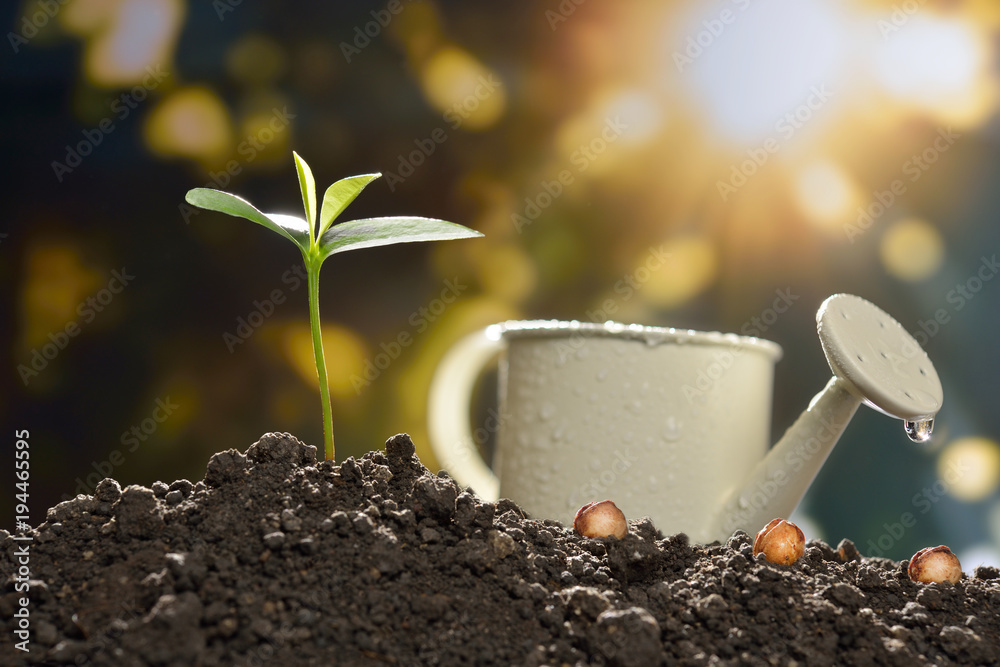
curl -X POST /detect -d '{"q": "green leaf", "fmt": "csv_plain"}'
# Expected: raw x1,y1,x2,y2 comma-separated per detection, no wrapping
317,216,483,262
293,151,317,241
318,173,381,240
185,188,311,252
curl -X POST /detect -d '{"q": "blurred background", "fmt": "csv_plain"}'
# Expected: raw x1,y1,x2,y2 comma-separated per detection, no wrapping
3,0,1000,566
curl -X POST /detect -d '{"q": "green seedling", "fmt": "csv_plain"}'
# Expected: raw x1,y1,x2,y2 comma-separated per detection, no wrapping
184,152,483,461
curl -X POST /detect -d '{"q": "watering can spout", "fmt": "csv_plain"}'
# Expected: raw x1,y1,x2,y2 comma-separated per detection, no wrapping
709,294,943,540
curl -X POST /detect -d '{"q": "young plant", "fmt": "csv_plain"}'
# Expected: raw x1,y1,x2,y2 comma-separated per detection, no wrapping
184,152,483,461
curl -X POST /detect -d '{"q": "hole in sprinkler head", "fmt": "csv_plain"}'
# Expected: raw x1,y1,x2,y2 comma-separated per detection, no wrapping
841,311,849,319
919,368,927,376
857,354,864,362
879,320,886,328
904,391,913,399
880,351,887,359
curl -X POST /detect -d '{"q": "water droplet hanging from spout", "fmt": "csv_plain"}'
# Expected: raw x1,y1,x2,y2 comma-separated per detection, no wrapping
904,419,934,443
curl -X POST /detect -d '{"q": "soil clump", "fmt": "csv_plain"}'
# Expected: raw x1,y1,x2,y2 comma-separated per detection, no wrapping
2,432,998,665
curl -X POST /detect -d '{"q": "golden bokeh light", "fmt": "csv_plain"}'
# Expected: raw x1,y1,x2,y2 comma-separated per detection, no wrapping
20,243,103,351
148,376,198,438
476,244,537,305
554,89,657,178
235,97,293,166
386,0,445,61
60,0,118,35
226,34,287,86
872,15,993,125
638,236,717,310
879,218,944,282
602,90,665,147
793,161,861,231
270,384,309,427
549,88,667,183
282,323,368,400
144,87,233,162
938,437,1000,503
419,46,506,131
62,0,185,87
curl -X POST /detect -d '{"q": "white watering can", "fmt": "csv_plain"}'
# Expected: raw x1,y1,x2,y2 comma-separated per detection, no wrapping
428,294,943,542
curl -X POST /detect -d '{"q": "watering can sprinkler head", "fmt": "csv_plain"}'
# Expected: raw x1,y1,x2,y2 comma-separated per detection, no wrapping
712,293,944,539
815,293,943,441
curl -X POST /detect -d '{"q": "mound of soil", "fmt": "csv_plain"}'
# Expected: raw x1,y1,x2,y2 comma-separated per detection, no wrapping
3,432,999,666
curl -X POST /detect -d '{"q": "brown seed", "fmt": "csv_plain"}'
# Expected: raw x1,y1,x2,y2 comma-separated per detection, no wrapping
908,545,962,584
573,500,627,539
753,518,805,565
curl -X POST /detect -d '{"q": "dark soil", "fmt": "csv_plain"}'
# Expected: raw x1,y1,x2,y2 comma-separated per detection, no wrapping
3,432,999,666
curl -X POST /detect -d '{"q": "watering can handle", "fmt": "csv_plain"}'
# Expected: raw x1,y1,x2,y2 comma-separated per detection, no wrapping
427,328,503,501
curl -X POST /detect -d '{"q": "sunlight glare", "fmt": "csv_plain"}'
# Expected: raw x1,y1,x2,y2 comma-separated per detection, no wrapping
675,0,850,144
874,17,981,110
794,161,859,230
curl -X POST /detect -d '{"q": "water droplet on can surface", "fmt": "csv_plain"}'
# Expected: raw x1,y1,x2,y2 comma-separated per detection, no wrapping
904,419,934,443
